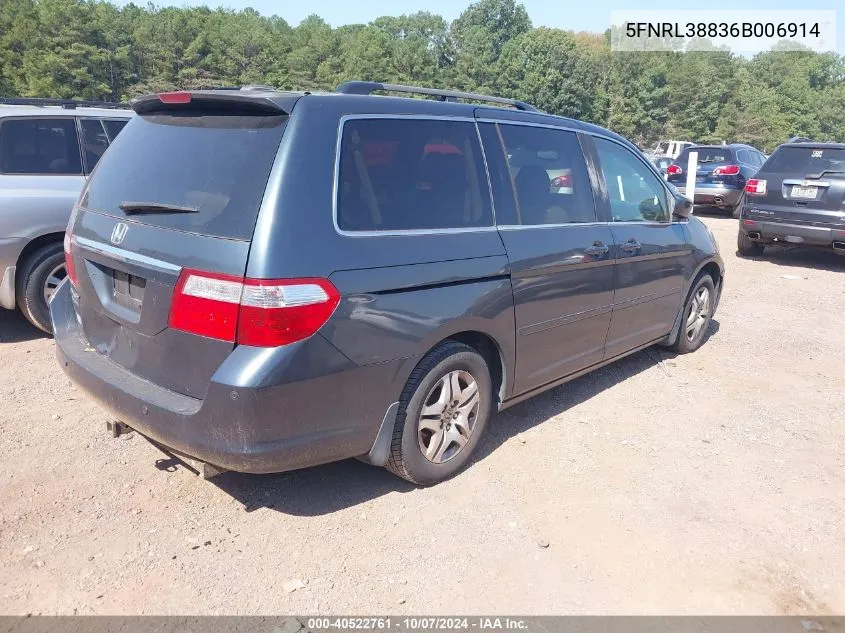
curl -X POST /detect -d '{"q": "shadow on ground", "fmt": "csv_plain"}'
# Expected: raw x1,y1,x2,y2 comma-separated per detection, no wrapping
201,320,719,516
736,245,845,272
692,205,734,219
0,309,49,344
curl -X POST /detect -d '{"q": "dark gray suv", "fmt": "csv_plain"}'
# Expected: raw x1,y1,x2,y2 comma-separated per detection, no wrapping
737,141,845,256
51,82,724,485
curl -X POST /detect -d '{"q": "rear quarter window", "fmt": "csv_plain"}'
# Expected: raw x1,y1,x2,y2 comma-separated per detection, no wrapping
81,113,287,240
0,117,82,175
336,118,492,232
102,119,129,142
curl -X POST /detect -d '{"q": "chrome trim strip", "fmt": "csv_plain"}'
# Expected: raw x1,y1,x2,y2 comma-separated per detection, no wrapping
73,236,181,274
783,179,831,187
497,220,679,230
332,113,495,237
330,226,499,237
497,222,606,230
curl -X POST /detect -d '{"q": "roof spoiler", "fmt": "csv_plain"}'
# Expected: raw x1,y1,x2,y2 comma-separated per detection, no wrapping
131,90,289,115
336,81,539,112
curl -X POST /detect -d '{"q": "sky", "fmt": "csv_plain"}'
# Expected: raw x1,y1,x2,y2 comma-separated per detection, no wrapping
119,0,843,52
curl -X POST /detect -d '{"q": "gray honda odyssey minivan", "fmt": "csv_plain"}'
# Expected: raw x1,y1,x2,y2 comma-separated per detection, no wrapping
52,82,724,485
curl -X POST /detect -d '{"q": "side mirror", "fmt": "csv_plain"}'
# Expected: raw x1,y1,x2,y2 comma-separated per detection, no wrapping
672,194,693,219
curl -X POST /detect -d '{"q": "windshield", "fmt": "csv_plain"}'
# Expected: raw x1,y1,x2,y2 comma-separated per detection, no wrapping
81,113,287,240
763,146,845,176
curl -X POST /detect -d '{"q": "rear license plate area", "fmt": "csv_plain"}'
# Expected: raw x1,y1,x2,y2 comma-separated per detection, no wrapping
791,185,817,199
112,269,146,310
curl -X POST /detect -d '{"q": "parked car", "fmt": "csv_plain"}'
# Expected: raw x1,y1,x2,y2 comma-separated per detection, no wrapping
651,155,674,177
737,141,845,257
666,144,767,215
51,82,724,485
0,98,132,332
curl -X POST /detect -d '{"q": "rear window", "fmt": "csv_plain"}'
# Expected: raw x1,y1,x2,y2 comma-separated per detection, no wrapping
337,118,492,232
81,113,287,240
676,147,732,164
762,146,845,177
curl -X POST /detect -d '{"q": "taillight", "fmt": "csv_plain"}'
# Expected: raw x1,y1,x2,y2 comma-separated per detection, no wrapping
167,270,340,347
63,231,77,287
713,164,740,176
550,174,572,188
745,179,767,195
666,164,682,175
158,91,192,104
168,270,243,342
238,278,340,347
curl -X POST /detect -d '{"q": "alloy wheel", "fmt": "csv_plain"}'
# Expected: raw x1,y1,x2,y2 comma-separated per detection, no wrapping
417,370,480,464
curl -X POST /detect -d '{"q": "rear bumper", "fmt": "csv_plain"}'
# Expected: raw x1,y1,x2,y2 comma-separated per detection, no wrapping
740,219,845,248
675,185,742,207
51,281,409,474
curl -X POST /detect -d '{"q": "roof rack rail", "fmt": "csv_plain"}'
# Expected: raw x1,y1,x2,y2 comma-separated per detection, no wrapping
787,136,813,143
0,97,129,110
335,81,538,112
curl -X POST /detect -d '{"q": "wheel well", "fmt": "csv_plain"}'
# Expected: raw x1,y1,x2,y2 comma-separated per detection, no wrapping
700,261,722,291
16,232,64,270
446,331,506,405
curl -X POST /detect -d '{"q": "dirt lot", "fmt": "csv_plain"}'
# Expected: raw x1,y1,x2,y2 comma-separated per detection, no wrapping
1,214,844,615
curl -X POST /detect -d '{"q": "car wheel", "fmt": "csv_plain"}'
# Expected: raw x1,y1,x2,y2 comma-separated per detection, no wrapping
386,341,493,485
16,242,66,334
737,231,764,257
670,275,716,355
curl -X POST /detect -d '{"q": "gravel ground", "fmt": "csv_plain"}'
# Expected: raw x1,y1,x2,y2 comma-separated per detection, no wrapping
1,214,844,615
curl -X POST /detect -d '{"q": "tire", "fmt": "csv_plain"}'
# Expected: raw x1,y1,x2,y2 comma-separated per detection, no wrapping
15,242,66,334
386,341,493,485
737,230,764,257
670,274,716,355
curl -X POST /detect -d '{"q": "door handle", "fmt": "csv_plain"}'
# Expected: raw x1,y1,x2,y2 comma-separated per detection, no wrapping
620,239,642,254
584,241,609,257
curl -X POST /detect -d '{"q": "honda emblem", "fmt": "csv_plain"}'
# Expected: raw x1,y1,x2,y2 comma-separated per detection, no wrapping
110,222,128,245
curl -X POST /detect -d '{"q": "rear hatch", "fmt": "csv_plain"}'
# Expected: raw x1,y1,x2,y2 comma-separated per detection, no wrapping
66,91,292,399
744,144,845,227
667,146,741,189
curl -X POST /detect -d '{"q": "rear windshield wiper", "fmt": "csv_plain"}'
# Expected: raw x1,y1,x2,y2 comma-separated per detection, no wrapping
804,170,845,180
119,201,199,215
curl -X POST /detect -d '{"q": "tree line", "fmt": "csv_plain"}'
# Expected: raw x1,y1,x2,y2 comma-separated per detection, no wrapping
2,0,844,152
